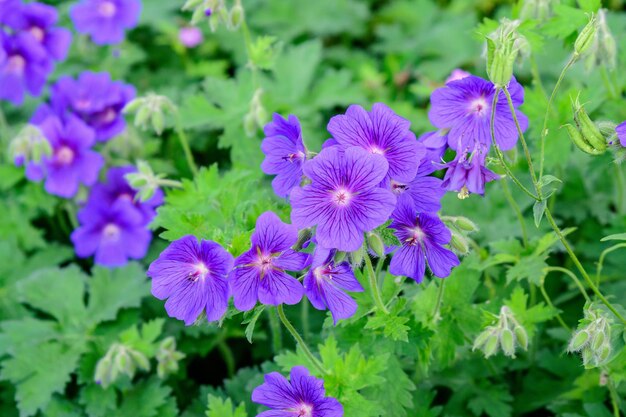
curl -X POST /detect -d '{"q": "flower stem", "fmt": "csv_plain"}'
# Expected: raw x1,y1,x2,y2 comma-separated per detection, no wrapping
500,179,529,247
276,304,327,375
431,280,445,322
364,254,389,314
174,117,198,176
614,164,626,215
544,209,626,325
545,266,590,302
595,243,626,287
539,55,576,178
217,341,235,378
539,283,571,332
267,307,283,353
489,89,540,201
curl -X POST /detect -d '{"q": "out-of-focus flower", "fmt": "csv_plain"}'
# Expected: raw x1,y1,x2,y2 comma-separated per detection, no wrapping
178,26,203,48
70,0,141,45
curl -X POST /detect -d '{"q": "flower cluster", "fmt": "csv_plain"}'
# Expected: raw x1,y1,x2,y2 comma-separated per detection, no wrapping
19,71,135,198
149,102,466,326
72,166,162,267
0,0,71,104
70,0,141,45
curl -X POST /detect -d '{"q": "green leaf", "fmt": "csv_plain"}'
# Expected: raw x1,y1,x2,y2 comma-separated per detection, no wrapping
206,395,247,417
111,377,172,417
506,287,557,337
79,384,117,417
0,342,84,417
600,233,626,242
365,299,410,342
119,319,165,357
242,305,266,343
87,263,150,325
533,199,547,227
506,255,548,285
373,220,402,247
17,266,87,330
467,383,513,417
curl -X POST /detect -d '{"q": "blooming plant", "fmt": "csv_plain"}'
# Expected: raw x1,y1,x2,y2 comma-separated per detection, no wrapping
1,1,626,417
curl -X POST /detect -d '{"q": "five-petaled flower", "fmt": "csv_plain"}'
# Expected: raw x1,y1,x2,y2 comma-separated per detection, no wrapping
252,366,343,417
230,212,310,311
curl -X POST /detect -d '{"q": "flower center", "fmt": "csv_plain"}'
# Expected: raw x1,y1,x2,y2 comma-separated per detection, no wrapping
99,108,117,124
405,225,424,246
188,262,209,281
469,97,488,116
283,151,305,163
56,146,75,165
118,192,134,202
102,223,121,241
6,55,26,75
390,180,408,195
332,187,352,206
98,1,117,17
29,26,45,42
369,145,385,155
296,404,313,417
74,98,92,111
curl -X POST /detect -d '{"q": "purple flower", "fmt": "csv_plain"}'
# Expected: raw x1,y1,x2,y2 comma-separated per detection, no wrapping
4,2,72,62
261,113,307,198
71,199,151,267
0,0,20,24
389,195,459,282
70,0,141,45
428,75,528,152
0,32,51,105
230,212,310,311
290,146,396,252
418,130,448,164
89,166,163,223
179,26,203,48
252,366,343,417
25,115,103,198
615,121,626,147
442,145,499,197
40,72,135,141
389,161,445,213
328,103,424,183
148,235,234,325
303,247,363,324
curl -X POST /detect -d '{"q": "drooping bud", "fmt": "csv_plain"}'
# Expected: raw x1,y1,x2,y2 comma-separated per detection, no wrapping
123,93,177,136
519,0,556,22
228,1,244,31
473,305,529,359
156,337,185,379
572,96,607,152
450,232,470,255
563,124,603,155
9,124,52,166
453,216,479,232
486,19,527,87
350,244,366,268
513,325,528,350
483,334,500,358
243,88,267,137
581,10,617,71
567,306,613,367
500,329,516,357
94,343,151,388
125,160,182,202
367,232,385,258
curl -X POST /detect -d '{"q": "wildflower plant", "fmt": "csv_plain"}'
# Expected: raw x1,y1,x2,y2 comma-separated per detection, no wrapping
1,1,626,417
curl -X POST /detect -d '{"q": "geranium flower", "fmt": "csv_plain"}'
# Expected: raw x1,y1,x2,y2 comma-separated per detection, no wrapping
389,161,446,213
0,32,50,104
70,0,141,45
230,212,310,311
148,235,234,325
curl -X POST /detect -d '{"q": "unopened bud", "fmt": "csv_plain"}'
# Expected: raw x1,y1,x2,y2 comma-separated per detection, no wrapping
454,216,479,232
367,233,385,258
129,349,150,371
350,245,365,268
572,98,607,152
568,330,590,351
520,0,556,22
450,233,469,255
500,329,516,357
483,334,499,357
486,19,526,87
9,125,51,166
473,329,492,351
228,3,244,30
563,124,604,155
575,14,597,57
514,325,528,351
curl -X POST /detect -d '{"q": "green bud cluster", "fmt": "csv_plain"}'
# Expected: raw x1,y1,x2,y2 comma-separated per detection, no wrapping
182,0,245,32
244,88,268,137
125,160,182,202
486,19,528,88
519,0,557,23
574,10,617,71
563,96,608,156
567,307,612,367
94,343,150,388
8,125,52,165
124,93,177,136
442,216,479,256
473,306,529,359
156,337,186,379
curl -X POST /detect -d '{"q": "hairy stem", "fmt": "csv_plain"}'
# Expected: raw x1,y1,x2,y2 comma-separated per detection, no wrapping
596,243,626,287
539,56,576,178
539,283,571,331
545,266,590,302
277,305,327,375
432,280,445,322
174,117,198,176
267,307,283,353
365,254,389,314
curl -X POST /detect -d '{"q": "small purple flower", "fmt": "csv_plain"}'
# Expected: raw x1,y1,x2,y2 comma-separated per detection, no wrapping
204,8,212,17
442,145,499,197
25,115,103,198
4,2,72,62
290,146,396,252
42,71,135,141
148,235,234,325
615,121,626,147
70,0,141,45
0,32,51,105
328,103,425,183
89,166,163,223
71,199,151,267
389,161,445,213
429,75,528,152
303,247,363,324
252,366,343,417
230,212,310,311
418,130,448,164
261,113,307,198
179,26,203,48
389,195,459,282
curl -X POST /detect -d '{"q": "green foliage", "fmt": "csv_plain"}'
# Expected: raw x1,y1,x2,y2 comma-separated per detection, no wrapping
206,395,247,417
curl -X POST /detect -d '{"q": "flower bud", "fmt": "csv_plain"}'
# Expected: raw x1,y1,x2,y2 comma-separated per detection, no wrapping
520,0,556,22
450,233,469,255
500,329,516,358
350,245,366,268
486,19,527,87
156,337,185,378
572,97,607,152
568,330,590,352
563,124,604,155
454,216,479,232
9,124,51,166
514,325,528,351
367,232,385,258
483,334,499,357
228,3,244,31
574,14,597,57
124,94,177,136
129,349,150,371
